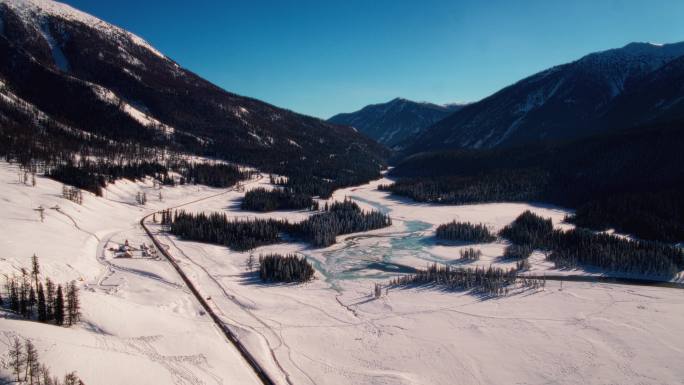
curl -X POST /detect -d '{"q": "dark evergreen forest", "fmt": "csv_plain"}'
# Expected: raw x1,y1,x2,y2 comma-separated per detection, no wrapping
163,198,391,251
435,221,496,243
258,254,315,283
294,199,392,247
242,187,318,212
382,122,684,243
499,211,684,276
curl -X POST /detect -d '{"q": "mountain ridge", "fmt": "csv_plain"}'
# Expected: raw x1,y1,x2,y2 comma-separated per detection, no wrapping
402,41,684,154
0,0,388,185
329,97,464,148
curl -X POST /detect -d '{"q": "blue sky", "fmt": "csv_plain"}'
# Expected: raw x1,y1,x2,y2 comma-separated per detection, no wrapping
63,0,684,119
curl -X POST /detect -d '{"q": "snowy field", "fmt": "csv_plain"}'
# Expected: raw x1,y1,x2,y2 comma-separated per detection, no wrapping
0,162,262,385
2,162,684,384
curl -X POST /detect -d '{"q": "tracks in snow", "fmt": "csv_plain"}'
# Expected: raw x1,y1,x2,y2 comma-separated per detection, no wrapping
139,175,284,385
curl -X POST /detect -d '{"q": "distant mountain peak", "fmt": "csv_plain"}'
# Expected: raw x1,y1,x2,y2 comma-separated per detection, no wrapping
403,40,684,154
329,98,463,148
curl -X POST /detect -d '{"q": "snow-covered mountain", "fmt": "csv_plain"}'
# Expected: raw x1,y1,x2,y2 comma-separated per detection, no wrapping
329,98,463,148
0,0,386,178
404,42,684,153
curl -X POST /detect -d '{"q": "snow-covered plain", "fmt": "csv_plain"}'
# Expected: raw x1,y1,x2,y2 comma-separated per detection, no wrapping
0,162,261,385
2,163,684,385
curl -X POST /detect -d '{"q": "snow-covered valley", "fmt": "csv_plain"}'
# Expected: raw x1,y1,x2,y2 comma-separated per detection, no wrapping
2,162,684,385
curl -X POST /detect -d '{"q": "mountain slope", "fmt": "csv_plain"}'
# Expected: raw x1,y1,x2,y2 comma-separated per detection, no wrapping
404,42,684,153
0,0,387,183
387,120,684,242
329,98,462,147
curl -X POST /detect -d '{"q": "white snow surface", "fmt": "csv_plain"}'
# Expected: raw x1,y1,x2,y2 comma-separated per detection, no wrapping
0,162,260,385
2,164,684,385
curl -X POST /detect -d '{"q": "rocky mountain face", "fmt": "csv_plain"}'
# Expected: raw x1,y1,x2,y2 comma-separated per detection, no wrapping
0,0,387,180
403,42,684,154
329,98,462,148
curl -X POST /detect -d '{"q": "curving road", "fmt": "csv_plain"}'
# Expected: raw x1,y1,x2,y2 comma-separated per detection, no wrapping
138,174,279,385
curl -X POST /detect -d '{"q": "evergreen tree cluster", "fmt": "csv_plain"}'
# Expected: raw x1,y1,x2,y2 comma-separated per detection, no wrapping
295,199,392,247
379,168,547,205
257,254,315,283
459,248,482,261
48,163,106,196
503,244,533,260
46,159,252,197
273,172,378,200
61,185,83,205
435,221,496,243
241,187,318,212
181,163,252,188
567,189,684,243
390,264,523,297
545,229,684,276
167,210,286,251
498,211,553,247
162,199,391,251
2,256,80,327
499,212,684,276
8,337,85,385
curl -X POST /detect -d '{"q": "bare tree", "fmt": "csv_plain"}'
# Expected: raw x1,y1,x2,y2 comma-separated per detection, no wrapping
9,337,23,383
25,339,39,385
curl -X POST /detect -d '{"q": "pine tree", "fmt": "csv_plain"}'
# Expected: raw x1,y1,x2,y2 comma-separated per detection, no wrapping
37,282,47,322
45,278,55,321
9,337,23,383
54,285,65,326
28,285,36,318
66,281,80,326
8,276,20,312
19,271,29,318
31,254,41,288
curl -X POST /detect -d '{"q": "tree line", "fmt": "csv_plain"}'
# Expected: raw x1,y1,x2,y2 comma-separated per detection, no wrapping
389,263,545,297
383,121,684,244
162,198,392,251
257,254,315,283
241,187,318,212
499,211,684,276
8,337,86,385
182,163,253,188
294,199,392,247
1,256,81,327
47,159,252,196
165,210,285,252
459,248,482,261
435,221,496,243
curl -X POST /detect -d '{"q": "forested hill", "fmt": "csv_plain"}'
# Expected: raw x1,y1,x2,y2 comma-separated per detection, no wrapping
0,0,388,187
385,120,684,243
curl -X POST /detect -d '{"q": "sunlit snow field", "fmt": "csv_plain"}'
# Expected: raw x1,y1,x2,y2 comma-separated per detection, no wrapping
2,162,684,385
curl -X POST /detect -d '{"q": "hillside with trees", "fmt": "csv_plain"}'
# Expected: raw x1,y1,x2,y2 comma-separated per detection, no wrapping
383,121,684,243
499,211,684,276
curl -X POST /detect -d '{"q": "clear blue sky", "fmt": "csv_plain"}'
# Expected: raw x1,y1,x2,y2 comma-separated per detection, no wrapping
63,0,684,119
